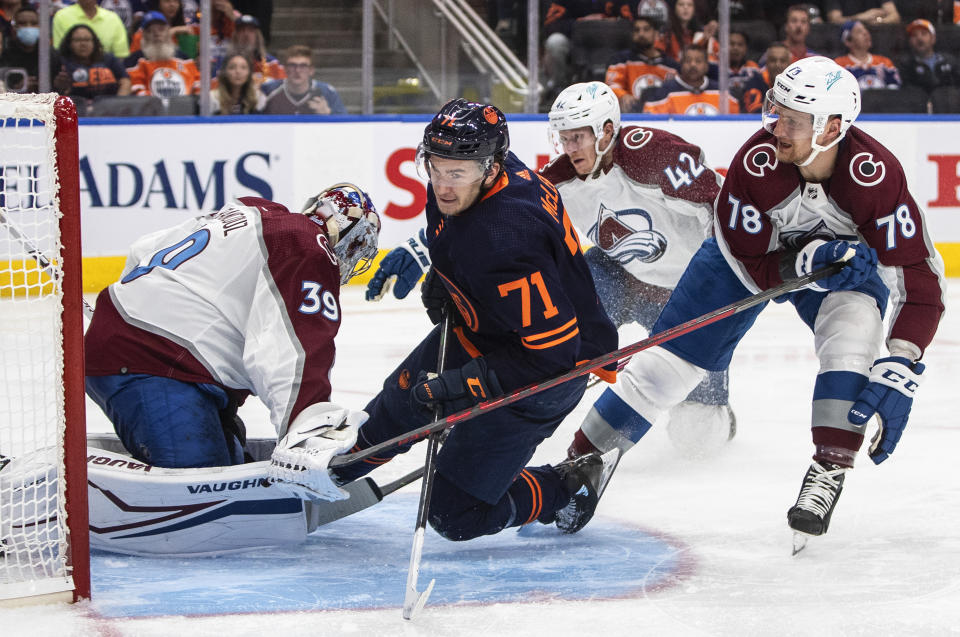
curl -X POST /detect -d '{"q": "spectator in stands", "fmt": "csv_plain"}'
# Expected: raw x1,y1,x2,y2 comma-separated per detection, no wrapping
52,0,130,59
825,0,901,25
1,0,20,44
125,11,189,67
210,51,263,114
541,1,632,98
710,29,760,94
0,5,59,93
834,19,901,89
898,18,960,95
779,4,818,62
99,0,135,32
261,45,346,115
216,14,283,88
127,10,200,97
233,0,271,44
53,24,130,101
605,15,679,112
129,0,195,57
658,0,716,63
740,40,792,113
186,0,236,62
642,45,739,114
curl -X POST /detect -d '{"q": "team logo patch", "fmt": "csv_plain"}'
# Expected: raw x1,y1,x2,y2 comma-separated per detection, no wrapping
149,67,188,98
623,128,653,150
483,106,499,124
743,143,778,177
588,203,667,265
684,102,719,116
849,152,885,187
398,369,411,390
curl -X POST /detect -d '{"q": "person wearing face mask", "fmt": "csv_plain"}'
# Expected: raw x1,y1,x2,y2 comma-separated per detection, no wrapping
0,5,60,93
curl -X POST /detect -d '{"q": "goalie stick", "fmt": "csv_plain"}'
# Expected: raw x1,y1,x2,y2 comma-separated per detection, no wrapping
329,260,851,470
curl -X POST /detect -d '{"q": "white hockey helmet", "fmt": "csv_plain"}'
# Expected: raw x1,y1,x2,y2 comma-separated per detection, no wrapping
548,82,621,175
763,56,861,165
302,183,380,284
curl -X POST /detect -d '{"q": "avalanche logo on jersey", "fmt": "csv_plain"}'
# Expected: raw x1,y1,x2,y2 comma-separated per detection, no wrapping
779,219,837,251
588,203,667,264
622,128,654,150
743,143,778,177
150,67,188,98
849,151,885,187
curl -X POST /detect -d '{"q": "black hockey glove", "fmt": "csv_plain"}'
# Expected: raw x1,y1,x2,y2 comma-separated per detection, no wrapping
412,357,503,416
420,267,451,325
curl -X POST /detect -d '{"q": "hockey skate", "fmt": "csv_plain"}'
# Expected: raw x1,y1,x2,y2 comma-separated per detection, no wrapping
553,448,621,534
787,461,846,554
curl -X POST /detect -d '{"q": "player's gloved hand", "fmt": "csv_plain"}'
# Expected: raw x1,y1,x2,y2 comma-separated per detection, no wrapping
420,267,452,325
365,229,431,301
412,357,503,415
267,403,367,501
796,239,877,291
847,356,925,464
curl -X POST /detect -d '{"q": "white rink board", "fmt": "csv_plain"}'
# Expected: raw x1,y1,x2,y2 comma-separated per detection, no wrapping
76,117,960,255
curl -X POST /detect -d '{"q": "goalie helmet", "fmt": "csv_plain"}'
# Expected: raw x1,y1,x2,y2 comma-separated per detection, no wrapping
763,56,860,165
548,82,621,175
302,183,380,284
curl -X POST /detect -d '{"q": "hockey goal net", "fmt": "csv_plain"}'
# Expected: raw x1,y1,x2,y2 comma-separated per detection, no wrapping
0,93,89,604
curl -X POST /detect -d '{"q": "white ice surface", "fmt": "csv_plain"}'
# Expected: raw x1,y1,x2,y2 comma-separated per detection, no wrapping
3,283,958,636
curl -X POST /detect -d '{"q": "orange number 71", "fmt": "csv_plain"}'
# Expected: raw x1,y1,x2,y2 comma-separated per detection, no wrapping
497,271,559,327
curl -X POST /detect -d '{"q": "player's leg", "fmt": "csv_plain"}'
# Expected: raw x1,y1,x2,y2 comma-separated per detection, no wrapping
584,247,670,328
570,238,763,459
330,324,471,485
786,274,888,537
85,374,243,468
426,376,589,541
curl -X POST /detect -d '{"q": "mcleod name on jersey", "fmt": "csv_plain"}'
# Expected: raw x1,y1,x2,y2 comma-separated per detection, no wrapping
85,197,342,435
540,125,720,289
716,127,946,353
426,152,618,390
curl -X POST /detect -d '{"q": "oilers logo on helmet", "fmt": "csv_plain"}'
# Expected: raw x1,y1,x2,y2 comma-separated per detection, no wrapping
588,203,667,265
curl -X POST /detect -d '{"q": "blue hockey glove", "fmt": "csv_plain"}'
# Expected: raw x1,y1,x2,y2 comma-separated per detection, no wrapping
412,358,503,416
796,239,877,291
847,356,925,464
365,229,431,301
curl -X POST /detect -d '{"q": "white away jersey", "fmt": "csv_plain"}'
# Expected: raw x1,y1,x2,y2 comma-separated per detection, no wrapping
540,126,721,289
85,197,342,436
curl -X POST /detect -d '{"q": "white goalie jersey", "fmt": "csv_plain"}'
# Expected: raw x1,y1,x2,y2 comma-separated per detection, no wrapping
540,125,721,289
85,197,343,437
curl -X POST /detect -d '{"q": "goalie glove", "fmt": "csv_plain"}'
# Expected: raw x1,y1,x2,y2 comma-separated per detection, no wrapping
268,403,368,501
365,229,431,301
795,239,877,292
412,357,503,416
847,356,925,465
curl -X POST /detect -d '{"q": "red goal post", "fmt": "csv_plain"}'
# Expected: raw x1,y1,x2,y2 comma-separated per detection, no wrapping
0,93,90,604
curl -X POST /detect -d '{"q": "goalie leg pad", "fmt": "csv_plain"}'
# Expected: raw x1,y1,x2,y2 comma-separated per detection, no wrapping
268,403,367,502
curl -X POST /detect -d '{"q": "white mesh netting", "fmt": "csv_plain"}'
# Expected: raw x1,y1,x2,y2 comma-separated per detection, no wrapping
0,93,74,600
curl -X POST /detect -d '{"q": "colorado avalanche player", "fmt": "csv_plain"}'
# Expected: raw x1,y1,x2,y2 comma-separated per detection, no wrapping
85,184,380,471
542,81,736,461
576,57,945,546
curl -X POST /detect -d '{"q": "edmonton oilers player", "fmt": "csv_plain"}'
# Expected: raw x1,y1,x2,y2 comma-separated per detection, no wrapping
541,81,735,460
565,57,945,544
329,100,619,539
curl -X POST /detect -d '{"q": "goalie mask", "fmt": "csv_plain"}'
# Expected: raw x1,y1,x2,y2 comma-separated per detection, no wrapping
302,183,380,284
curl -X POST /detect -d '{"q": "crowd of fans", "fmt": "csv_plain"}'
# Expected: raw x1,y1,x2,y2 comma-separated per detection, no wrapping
528,0,960,114
0,0,346,115
3,1,960,115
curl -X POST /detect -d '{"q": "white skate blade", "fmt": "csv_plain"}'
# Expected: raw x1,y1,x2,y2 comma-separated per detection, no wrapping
597,448,622,497
402,577,435,620
792,531,809,556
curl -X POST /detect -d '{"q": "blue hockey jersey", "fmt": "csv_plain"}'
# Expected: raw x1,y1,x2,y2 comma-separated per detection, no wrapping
425,152,618,391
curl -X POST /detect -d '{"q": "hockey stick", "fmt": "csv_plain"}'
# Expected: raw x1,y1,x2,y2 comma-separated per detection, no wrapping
330,260,849,470
402,308,452,620
0,209,94,319
305,465,424,528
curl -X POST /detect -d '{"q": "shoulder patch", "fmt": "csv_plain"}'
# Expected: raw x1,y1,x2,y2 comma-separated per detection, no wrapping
622,128,654,150
742,143,778,177
515,169,531,181
848,151,886,187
